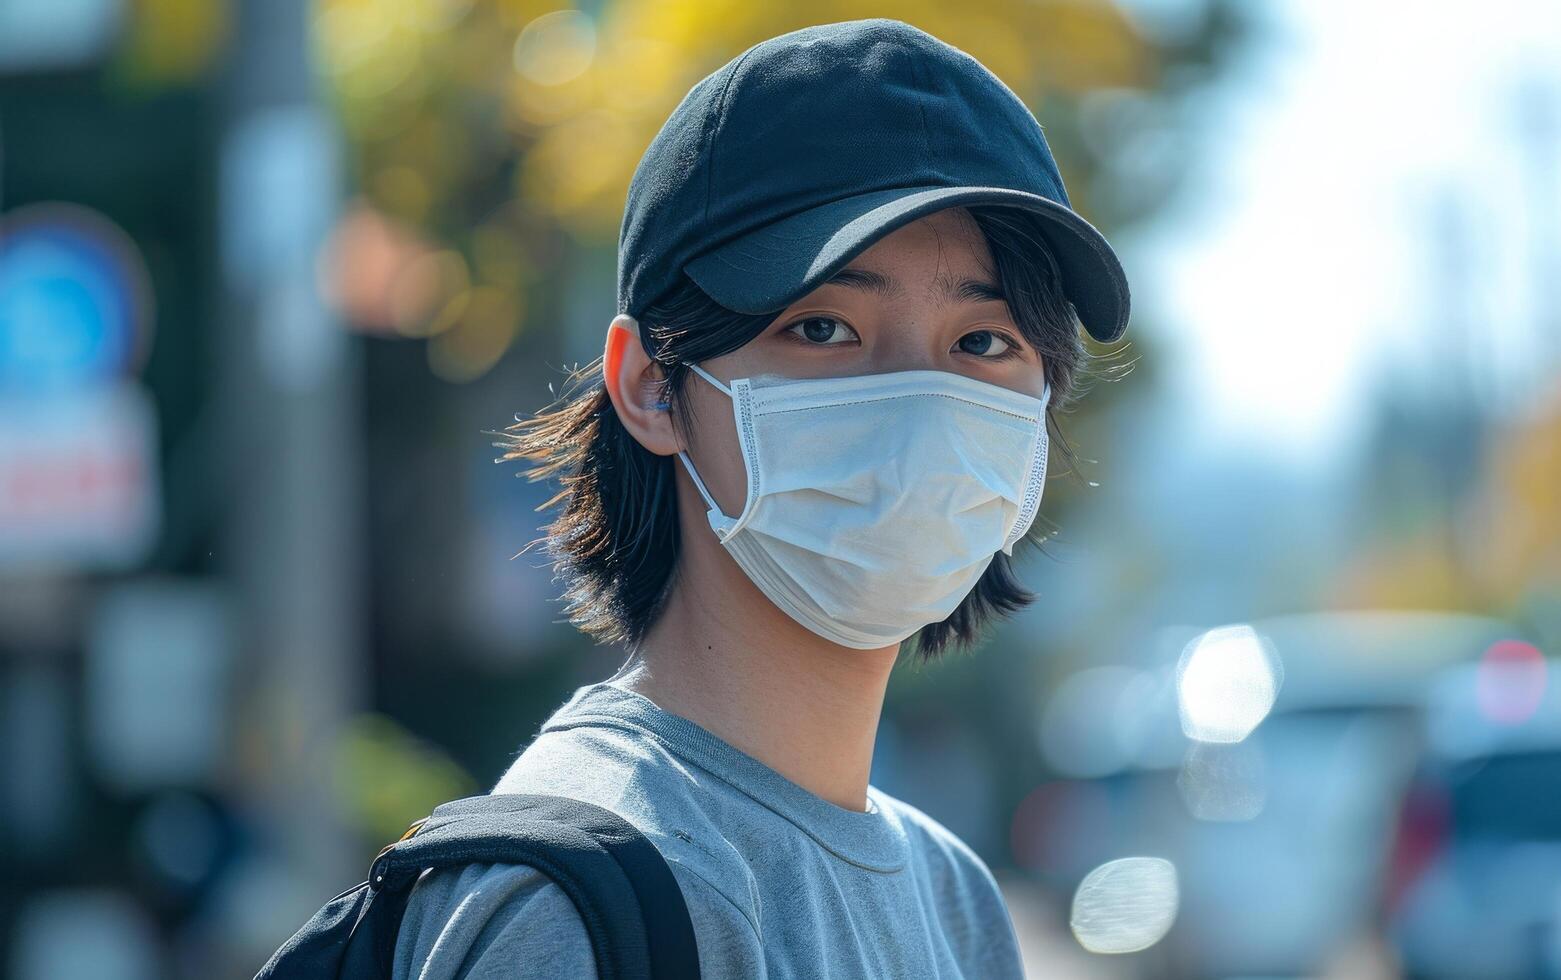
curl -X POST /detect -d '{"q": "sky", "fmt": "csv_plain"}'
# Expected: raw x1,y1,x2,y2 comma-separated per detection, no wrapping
1121,0,1561,470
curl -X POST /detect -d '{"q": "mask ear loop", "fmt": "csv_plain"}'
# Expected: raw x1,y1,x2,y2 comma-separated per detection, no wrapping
668,363,734,522
1002,380,1054,554
684,362,732,397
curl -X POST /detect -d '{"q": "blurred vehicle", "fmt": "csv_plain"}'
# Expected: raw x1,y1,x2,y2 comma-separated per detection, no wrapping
1385,649,1561,980
1034,610,1529,976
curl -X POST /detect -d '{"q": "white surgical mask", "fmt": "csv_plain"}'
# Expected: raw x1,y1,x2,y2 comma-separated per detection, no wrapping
673,361,1051,649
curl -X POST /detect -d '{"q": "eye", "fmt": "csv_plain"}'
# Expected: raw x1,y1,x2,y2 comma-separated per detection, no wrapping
783,316,858,346
955,329,1019,359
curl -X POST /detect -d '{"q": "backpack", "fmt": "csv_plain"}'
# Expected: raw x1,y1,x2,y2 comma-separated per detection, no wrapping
254,792,701,979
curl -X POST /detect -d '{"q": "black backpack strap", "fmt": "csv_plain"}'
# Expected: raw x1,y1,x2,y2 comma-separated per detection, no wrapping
254,793,700,980
374,793,700,979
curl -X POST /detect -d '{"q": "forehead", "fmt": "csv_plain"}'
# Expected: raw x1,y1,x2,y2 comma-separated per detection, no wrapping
855,205,989,265
813,208,1006,306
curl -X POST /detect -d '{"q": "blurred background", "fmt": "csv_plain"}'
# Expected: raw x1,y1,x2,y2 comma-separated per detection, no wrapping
1,0,1558,977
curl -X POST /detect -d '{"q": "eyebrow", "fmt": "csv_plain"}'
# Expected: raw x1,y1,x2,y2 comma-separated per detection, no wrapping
825,266,1007,306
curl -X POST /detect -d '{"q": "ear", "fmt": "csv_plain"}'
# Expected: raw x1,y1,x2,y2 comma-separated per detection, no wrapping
604,314,682,457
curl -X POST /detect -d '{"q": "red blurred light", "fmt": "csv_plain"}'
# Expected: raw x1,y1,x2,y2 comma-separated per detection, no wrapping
1475,639,1547,725
1008,780,1112,873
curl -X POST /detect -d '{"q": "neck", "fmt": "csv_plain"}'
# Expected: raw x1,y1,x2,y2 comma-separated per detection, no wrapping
609,536,900,813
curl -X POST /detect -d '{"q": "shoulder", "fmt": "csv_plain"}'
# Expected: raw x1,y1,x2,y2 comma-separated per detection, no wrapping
495,726,767,934
877,788,1004,889
872,788,1025,968
392,856,764,980
391,862,594,980
394,723,768,978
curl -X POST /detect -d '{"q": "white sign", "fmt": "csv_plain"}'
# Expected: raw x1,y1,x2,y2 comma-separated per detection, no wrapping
0,382,160,571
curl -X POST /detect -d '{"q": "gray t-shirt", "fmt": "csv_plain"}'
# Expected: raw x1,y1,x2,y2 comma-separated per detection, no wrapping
391,681,1026,978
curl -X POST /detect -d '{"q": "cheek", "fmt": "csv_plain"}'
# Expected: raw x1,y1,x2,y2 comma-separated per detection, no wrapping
679,382,747,518
1003,361,1049,400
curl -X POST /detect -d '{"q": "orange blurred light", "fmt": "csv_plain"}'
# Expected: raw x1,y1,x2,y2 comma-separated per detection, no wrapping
317,202,441,335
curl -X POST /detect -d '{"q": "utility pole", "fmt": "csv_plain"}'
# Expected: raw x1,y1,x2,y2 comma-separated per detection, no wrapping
219,0,366,949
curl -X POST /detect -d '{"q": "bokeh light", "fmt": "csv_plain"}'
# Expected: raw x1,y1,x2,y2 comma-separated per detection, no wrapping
1009,780,1114,876
317,203,441,335
513,9,596,86
1176,623,1284,744
1475,638,1548,724
1069,856,1180,955
1177,739,1266,822
1038,664,1156,778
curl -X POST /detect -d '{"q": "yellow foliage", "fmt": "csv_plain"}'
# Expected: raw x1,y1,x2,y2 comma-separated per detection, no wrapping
311,0,1153,377
115,0,230,87
1326,535,1471,613
1470,378,1561,601
1329,374,1561,618
331,712,478,845
317,0,1150,235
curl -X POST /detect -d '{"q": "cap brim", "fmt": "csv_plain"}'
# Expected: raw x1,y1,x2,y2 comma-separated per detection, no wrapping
683,184,1130,344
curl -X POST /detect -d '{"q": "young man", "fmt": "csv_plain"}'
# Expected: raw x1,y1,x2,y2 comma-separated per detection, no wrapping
392,18,1129,979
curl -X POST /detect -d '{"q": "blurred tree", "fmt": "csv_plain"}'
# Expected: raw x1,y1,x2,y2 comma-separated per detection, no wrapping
311,0,1237,381
1330,372,1561,643
332,712,479,843
1476,379,1561,605
113,0,232,88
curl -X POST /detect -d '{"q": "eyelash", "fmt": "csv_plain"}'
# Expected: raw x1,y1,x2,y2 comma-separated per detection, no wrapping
781,317,1026,362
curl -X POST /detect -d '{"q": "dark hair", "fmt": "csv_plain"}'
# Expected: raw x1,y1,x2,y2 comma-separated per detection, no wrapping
499,205,1119,664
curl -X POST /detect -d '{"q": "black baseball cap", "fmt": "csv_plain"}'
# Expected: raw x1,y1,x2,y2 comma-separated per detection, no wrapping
617,18,1132,350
